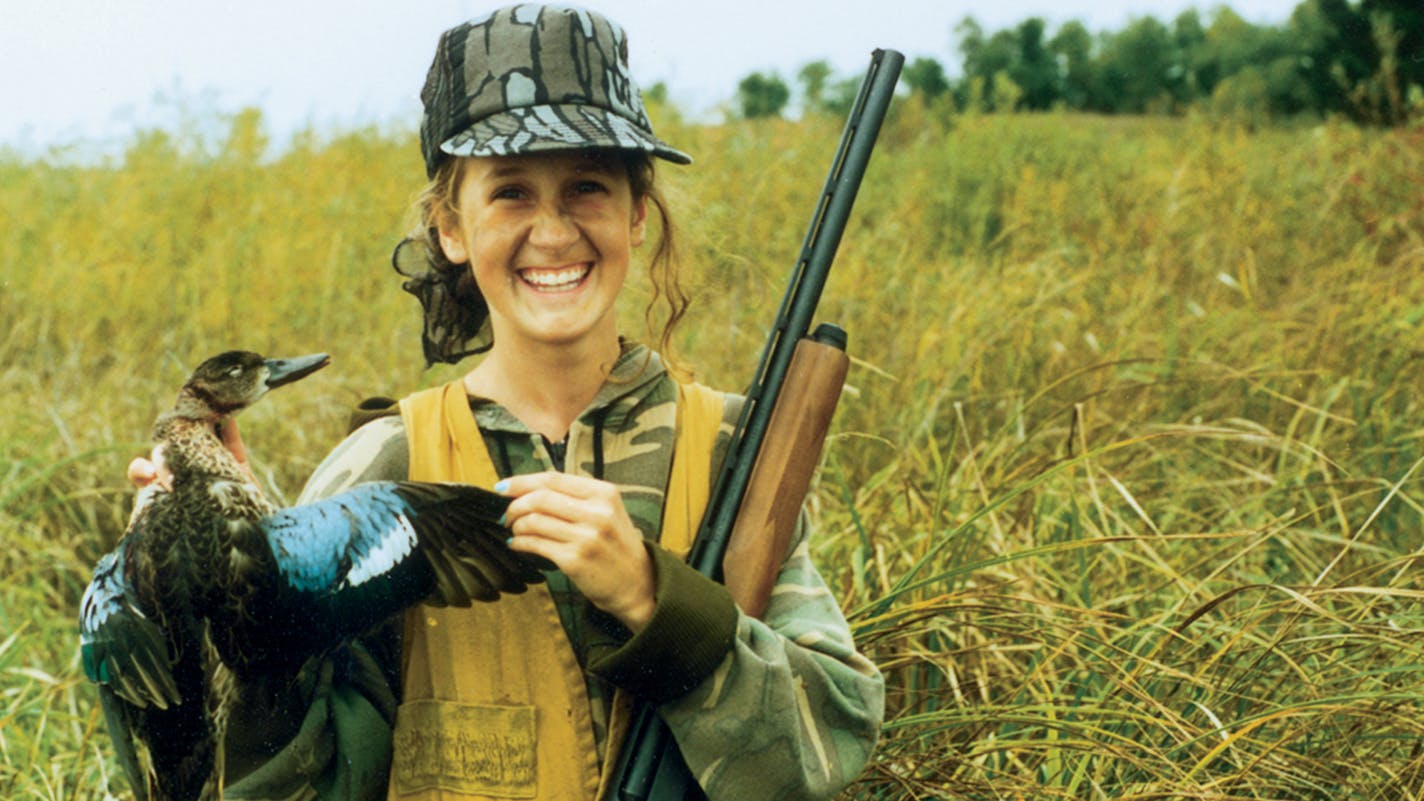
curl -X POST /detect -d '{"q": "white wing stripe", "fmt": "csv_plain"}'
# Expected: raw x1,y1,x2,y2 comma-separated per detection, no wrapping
342,515,418,588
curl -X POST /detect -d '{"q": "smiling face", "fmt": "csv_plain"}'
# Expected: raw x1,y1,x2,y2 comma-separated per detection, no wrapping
436,150,648,356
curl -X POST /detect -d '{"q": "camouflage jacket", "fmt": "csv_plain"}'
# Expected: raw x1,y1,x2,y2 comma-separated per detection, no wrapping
269,343,883,801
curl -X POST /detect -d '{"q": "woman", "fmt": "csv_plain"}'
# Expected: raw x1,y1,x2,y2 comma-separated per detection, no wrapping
137,6,882,801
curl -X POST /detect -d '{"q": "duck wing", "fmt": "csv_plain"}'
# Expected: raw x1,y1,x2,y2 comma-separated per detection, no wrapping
80,543,175,801
237,481,547,651
97,685,153,801
79,546,181,711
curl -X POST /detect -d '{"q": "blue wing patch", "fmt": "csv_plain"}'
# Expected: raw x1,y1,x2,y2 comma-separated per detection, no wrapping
252,481,545,623
261,483,420,594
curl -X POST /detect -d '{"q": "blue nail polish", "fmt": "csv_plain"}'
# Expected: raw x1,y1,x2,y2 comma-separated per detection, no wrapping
493,479,509,493
498,512,508,527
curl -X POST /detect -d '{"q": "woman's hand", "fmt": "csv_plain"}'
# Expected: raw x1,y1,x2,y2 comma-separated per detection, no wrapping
497,472,656,632
126,419,258,490
127,447,173,492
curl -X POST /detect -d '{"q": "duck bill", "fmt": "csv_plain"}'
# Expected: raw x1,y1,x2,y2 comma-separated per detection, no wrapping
264,353,331,389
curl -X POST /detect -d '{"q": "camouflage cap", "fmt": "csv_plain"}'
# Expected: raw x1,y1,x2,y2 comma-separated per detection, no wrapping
419,4,692,178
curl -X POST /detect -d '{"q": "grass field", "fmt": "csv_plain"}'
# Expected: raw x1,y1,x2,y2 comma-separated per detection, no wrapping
3,103,1423,799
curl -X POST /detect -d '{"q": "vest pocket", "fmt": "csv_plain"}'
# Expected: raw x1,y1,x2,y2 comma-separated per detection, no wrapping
392,699,537,798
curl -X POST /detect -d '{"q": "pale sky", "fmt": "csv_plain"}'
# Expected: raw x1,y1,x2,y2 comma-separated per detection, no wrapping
1,0,1304,154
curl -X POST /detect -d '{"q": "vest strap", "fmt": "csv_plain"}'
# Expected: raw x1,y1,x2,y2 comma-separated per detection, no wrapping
393,378,723,801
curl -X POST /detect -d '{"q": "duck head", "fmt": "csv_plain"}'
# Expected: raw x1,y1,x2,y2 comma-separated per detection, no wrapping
171,351,331,422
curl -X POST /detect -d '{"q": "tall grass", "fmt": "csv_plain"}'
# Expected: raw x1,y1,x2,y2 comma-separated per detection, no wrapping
2,102,1422,799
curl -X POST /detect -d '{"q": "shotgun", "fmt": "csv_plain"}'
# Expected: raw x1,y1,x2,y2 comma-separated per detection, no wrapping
609,47,903,801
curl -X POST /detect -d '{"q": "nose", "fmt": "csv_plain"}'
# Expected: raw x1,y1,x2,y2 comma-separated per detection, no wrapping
528,200,580,251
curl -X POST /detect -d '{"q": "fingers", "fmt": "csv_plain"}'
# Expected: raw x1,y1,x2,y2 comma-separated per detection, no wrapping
498,474,628,548
128,445,173,492
504,511,596,551
495,472,656,630
506,491,606,536
495,471,605,500
127,457,155,487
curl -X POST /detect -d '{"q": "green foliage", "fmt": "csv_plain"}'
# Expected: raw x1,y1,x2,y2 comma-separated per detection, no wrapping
954,16,1020,113
933,0,1424,124
1210,66,1273,127
736,71,791,119
4,107,1424,799
1050,21,1098,110
901,58,950,105
1010,18,1060,110
643,80,669,107
797,61,865,119
1344,7,1418,124
797,60,834,112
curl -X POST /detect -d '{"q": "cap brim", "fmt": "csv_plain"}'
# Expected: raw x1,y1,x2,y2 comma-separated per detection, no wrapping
440,103,692,165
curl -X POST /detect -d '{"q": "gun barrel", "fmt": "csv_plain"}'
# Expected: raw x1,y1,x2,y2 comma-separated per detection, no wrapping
688,47,904,577
612,48,904,801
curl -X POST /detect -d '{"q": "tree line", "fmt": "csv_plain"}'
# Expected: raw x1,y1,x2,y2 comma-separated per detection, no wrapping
732,0,1421,125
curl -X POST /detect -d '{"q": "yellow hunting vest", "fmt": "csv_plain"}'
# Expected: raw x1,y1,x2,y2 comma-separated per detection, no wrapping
390,379,722,801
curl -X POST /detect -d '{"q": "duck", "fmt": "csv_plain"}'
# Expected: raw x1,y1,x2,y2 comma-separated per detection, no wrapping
78,350,544,801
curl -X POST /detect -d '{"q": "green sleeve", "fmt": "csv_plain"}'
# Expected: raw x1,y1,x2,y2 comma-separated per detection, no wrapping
587,543,739,703
659,515,885,801
225,640,396,801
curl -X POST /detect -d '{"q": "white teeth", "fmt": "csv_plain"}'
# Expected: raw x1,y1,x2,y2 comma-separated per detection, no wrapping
521,265,590,290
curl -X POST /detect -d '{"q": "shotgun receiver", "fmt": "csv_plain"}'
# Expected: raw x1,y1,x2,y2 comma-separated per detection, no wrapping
609,48,903,801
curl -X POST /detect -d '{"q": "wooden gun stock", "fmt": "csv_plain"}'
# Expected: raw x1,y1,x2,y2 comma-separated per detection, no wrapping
722,327,849,619
610,48,901,801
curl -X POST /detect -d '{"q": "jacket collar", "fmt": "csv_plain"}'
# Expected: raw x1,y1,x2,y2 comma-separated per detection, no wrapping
469,340,668,435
